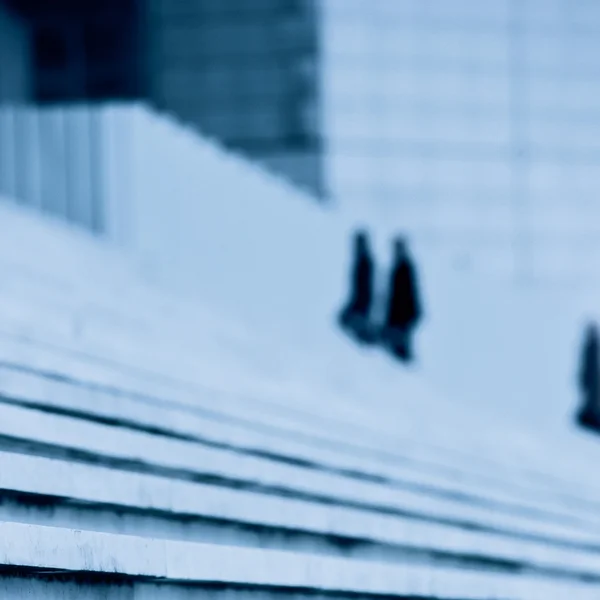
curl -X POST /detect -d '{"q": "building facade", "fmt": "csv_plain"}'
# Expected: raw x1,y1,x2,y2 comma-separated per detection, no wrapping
145,0,322,195
0,0,323,196
321,0,600,279
2,0,600,281
0,1,30,102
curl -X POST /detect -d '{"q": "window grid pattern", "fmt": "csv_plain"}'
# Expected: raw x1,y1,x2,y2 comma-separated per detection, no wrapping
322,0,600,281
150,0,320,153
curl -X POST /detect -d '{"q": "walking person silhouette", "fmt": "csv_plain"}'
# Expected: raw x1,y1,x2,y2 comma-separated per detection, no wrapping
380,236,422,363
576,322,600,432
338,229,376,344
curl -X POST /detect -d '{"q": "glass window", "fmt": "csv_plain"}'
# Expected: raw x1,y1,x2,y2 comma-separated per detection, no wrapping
34,26,70,70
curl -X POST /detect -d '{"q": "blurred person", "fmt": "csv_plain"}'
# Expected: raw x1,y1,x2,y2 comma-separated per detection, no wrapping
381,236,422,363
338,229,376,344
576,322,600,431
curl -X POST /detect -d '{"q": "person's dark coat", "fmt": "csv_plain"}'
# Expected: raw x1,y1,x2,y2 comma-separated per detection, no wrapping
384,255,421,331
577,323,600,429
338,231,375,343
580,325,599,394
346,237,373,318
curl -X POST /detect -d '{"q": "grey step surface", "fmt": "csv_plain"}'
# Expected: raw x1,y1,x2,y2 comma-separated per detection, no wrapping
1,450,600,584
0,328,598,538
0,255,597,514
1,363,600,550
0,373,599,542
1,191,596,503
0,359,594,528
1,200,599,598
3,401,600,586
0,250,579,477
2,521,600,600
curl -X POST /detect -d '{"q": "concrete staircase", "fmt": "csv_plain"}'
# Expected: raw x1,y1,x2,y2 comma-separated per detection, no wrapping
1,201,600,598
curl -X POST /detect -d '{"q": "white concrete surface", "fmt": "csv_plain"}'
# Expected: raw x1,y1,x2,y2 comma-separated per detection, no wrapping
1,6,600,596
0,101,596,438
6,399,599,550
0,233,597,596
2,450,600,579
1,360,599,547
0,196,266,358
1,323,600,535
1,521,600,600
1,183,600,596
0,274,597,532
0,361,585,503
0,208,578,495
0,279,595,522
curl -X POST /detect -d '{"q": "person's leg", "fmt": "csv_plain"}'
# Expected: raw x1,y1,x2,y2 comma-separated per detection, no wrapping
397,340,410,361
577,392,600,430
578,408,598,429
403,328,414,362
338,306,375,346
338,306,352,328
383,327,409,361
353,307,377,343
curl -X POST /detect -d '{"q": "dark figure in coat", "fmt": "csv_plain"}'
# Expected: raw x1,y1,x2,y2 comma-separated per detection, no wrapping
381,237,422,362
338,229,376,344
577,322,600,431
